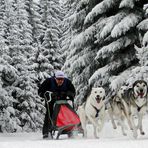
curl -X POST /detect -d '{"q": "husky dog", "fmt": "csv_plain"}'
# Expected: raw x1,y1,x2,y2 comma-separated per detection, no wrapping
124,80,148,138
78,87,106,138
108,86,133,136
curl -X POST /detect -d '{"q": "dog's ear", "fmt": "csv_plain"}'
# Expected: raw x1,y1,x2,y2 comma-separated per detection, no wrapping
124,87,133,99
133,81,138,88
143,80,148,87
145,81,148,91
143,81,148,93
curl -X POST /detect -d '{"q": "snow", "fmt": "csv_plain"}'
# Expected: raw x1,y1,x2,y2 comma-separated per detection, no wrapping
84,0,115,25
111,13,141,38
1,115,148,148
119,0,134,9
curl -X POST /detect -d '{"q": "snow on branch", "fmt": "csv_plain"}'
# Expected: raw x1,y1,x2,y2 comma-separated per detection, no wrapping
137,18,148,31
77,0,89,11
89,52,135,87
100,11,127,39
137,18,148,47
109,68,132,91
69,9,86,29
125,46,148,85
111,13,142,38
135,45,148,65
144,3,148,15
95,34,136,60
126,66,148,86
84,0,119,25
70,25,95,49
89,65,109,86
143,31,148,47
119,0,135,9
69,49,94,74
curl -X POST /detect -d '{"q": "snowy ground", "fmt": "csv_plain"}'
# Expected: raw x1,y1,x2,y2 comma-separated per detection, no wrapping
1,115,148,148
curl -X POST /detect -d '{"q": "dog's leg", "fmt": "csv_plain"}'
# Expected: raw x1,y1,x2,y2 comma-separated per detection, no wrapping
108,108,117,129
122,100,133,130
78,106,87,137
126,106,138,138
96,108,106,138
130,114,138,138
137,111,145,135
93,125,98,138
118,115,127,136
124,112,133,130
86,115,99,138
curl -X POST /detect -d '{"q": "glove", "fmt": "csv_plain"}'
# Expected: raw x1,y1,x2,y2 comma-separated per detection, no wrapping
66,91,75,101
51,92,58,98
60,92,67,99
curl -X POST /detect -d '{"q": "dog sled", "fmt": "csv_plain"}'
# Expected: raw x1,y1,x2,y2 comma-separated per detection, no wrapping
44,91,81,139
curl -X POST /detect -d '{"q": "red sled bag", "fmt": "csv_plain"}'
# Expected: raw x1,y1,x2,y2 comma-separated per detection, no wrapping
52,102,80,131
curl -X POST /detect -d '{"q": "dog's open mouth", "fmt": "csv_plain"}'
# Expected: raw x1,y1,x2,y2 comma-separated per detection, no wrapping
137,92,144,98
95,97,101,103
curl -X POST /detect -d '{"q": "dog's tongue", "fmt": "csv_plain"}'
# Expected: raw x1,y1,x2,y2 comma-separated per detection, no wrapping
97,100,100,103
138,93,144,98
96,97,101,103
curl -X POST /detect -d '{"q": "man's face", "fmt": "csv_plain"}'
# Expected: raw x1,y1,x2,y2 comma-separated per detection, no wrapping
55,78,64,86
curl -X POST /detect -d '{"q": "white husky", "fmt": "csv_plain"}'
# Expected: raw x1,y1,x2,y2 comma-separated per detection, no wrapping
78,87,106,138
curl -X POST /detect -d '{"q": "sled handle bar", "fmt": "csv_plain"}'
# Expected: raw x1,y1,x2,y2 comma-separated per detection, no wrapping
66,97,75,109
44,91,52,103
44,92,75,109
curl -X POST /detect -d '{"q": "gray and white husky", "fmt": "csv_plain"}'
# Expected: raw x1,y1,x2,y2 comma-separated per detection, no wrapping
108,86,132,136
124,80,148,138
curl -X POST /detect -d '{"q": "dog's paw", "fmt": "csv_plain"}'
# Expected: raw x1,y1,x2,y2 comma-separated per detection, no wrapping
113,126,117,129
123,132,127,136
140,131,145,135
133,131,138,139
95,136,100,139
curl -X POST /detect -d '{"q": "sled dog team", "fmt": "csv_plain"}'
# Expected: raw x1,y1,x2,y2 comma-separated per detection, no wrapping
78,80,148,139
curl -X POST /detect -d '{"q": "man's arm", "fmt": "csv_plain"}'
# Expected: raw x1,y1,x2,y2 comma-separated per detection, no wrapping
38,79,50,98
67,80,76,100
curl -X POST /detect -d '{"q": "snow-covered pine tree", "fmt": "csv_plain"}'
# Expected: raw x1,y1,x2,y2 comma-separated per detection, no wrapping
1,45,45,132
0,58,22,133
60,0,79,60
11,46,47,131
24,0,45,45
62,0,147,105
0,0,21,133
0,0,9,56
28,44,54,84
124,3,148,86
137,3,148,47
125,45,148,86
0,0,45,132
39,0,63,70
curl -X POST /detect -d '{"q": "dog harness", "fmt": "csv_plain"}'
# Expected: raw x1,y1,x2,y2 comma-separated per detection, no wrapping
91,104,100,117
130,95,147,112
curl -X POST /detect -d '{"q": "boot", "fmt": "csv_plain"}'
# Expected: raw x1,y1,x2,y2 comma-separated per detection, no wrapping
43,132,53,139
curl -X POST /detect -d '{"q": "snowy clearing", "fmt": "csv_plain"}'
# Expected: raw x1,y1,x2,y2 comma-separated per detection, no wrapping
1,115,148,148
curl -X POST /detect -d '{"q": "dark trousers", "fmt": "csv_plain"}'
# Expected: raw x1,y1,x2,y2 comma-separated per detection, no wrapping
42,103,53,135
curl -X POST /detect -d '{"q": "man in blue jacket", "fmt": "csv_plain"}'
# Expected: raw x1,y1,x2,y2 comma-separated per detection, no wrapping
38,70,76,139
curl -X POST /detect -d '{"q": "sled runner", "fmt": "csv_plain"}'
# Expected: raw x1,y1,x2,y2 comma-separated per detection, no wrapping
44,91,81,139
